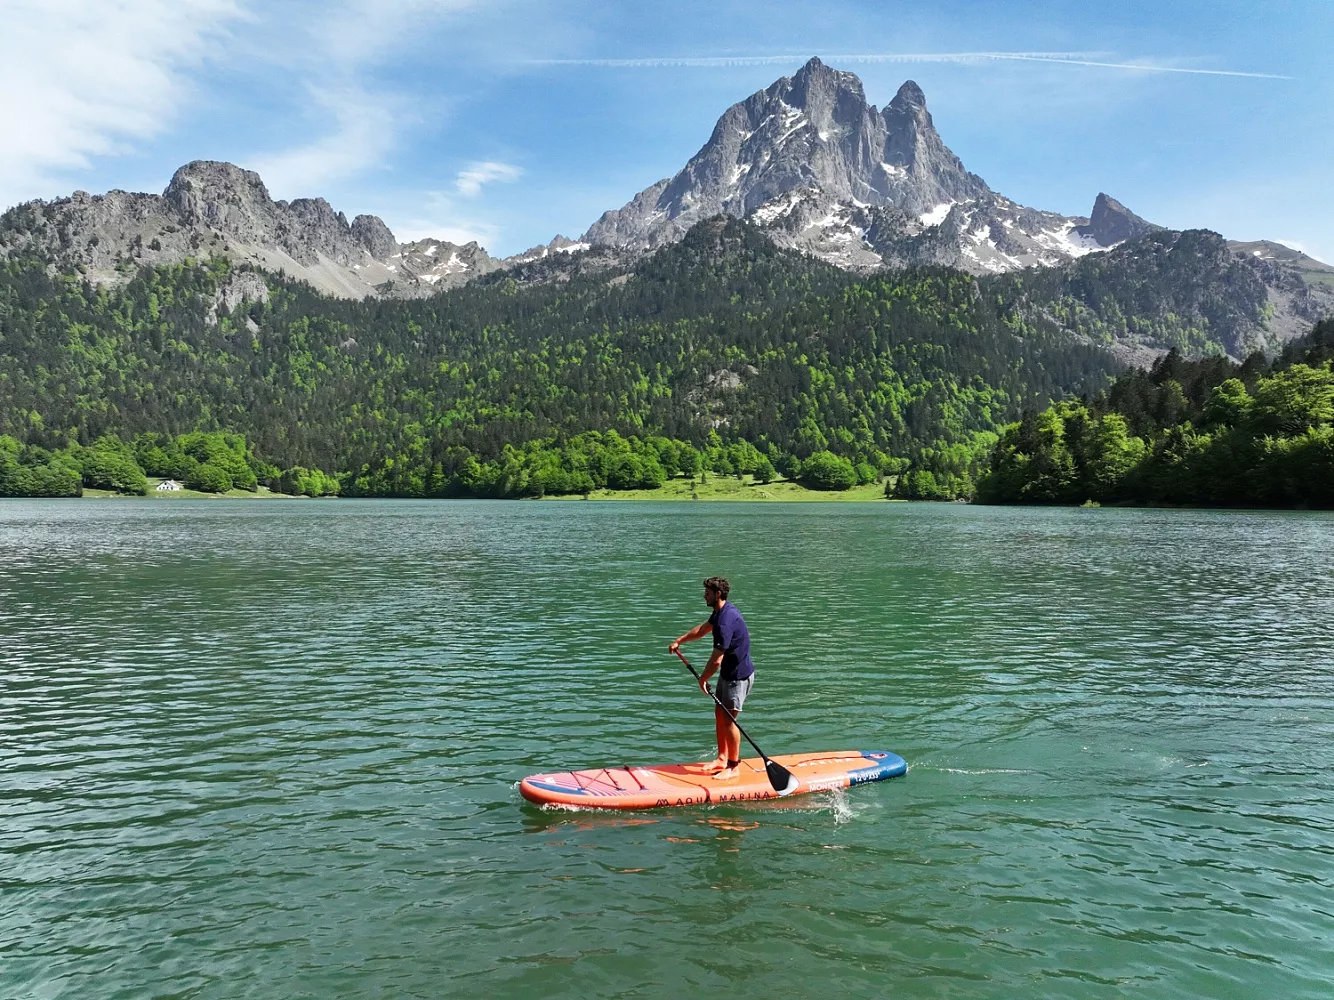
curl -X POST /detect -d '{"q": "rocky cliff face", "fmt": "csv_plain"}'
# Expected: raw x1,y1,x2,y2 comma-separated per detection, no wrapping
1075,193,1162,247
582,58,1144,275
0,161,504,298
585,61,989,250
3,56,1331,322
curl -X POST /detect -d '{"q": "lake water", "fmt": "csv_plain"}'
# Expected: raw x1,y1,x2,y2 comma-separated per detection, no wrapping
2,500,1332,999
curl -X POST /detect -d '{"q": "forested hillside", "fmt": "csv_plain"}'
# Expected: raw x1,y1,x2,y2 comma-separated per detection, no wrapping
0,217,1120,497
977,320,1334,507
983,229,1329,358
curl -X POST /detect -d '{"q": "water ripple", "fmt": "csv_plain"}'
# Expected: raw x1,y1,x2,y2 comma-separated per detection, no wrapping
2,500,1332,999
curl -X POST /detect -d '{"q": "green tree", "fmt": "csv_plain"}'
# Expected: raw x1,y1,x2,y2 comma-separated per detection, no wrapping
1251,364,1334,435
1077,412,1145,500
752,454,776,484
677,447,703,479
24,463,83,497
606,452,665,490
188,463,233,493
277,466,340,496
1203,378,1253,428
893,468,950,500
800,451,856,490
79,438,148,494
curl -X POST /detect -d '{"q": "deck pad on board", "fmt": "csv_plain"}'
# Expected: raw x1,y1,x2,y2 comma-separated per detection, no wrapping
520,749,905,810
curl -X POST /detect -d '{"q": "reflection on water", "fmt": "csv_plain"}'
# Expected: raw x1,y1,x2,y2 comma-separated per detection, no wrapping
2,500,1333,999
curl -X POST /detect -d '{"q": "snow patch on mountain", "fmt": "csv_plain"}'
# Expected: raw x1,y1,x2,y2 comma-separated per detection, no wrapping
919,202,954,227
0,161,506,299
580,57,1165,277
1033,223,1103,259
751,191,807,225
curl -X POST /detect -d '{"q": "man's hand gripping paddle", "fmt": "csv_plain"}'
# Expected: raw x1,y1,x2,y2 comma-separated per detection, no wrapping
672,649,799,796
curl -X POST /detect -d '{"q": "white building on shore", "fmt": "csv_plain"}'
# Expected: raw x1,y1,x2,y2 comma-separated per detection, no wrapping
156,479,182,492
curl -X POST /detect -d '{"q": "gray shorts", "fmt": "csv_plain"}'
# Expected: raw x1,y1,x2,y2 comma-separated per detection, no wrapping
714,674,754,713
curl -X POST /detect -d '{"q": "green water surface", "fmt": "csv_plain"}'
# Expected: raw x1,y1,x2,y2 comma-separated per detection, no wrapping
2,500,1332,999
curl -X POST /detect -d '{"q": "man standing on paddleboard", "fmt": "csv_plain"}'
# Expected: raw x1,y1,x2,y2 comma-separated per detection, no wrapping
668,577,754,782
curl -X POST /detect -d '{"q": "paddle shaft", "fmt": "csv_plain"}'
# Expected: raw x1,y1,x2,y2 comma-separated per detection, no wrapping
672,649,773,765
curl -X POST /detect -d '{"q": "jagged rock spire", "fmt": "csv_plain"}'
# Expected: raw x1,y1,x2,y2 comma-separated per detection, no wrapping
583,60,989,249
1076,193,1163,247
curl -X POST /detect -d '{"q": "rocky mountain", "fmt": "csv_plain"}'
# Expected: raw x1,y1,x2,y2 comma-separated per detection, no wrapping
1228,238,1334,290
2,54,1330,349
575,57,1334,349
0,161,508,299
1076,193,1162,246
985,227,1334,364
582,58,1153,276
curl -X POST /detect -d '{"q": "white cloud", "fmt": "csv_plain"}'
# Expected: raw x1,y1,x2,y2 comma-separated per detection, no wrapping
396,219,499,246
0,0,245,204
243,0,483,196
251,86,405,196
0,0,497,206
455,161,524,197
369,189,504,249
312,0,481,65
535,51,1291,80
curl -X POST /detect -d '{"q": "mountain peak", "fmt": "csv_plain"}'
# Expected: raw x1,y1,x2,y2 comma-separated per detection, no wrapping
0,158,507,300
889,79,927,111
883,79,934,139
1075,192,1162,247
168,159,266,187
350,214,396,260
583,61,984,249
784,54,866,109
164,160,273,223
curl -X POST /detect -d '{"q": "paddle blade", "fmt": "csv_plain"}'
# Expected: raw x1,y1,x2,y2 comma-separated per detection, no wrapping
766,759,799,796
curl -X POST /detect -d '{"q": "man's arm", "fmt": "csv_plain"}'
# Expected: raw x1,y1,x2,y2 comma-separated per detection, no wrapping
670,622,720,694
698,648,725,692
668,621,712,654
672,624,715,693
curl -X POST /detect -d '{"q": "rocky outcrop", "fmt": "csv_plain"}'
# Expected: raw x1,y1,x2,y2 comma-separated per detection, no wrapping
351,214,397,260
1226,239,1334,344
580,58,1159,276
389,238,504,291
0,160,502,299
205,270,270,329
584,59,991,252
3,57,1330,317
1075,193,1162,246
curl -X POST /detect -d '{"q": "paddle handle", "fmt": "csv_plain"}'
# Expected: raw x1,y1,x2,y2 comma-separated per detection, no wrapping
672,649,770,763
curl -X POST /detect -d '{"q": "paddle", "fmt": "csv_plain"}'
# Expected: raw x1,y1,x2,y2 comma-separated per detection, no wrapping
672,649,798,796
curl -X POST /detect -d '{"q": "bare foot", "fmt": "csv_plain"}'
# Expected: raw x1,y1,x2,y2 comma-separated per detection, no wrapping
701,757,728,773
713,766,739,781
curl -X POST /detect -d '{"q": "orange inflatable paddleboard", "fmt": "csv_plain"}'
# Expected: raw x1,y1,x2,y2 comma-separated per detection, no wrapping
519,749,905,810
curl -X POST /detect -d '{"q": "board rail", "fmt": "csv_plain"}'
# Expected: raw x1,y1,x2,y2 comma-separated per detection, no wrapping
520,749,905,810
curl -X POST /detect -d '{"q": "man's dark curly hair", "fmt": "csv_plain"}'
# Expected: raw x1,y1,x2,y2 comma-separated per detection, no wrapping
703,576,730,600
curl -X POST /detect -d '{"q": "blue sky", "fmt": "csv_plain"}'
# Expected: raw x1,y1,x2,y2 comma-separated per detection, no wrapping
3,0,1330,260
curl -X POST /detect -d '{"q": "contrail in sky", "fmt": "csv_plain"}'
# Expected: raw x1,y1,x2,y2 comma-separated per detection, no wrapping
532,52,1291,80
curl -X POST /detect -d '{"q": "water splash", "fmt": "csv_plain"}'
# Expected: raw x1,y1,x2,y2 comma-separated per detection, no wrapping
828,787,857,825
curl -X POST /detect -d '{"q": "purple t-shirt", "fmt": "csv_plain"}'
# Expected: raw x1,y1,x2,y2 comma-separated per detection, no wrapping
709,602,754,682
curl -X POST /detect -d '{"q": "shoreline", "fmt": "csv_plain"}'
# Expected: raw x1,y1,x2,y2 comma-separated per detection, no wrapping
58,475,897,503
541,477,892,502
80,479,307,500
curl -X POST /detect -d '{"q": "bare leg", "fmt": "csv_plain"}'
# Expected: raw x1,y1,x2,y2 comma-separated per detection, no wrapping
702,706,729,771
714,705,742,781
701,706,727,771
